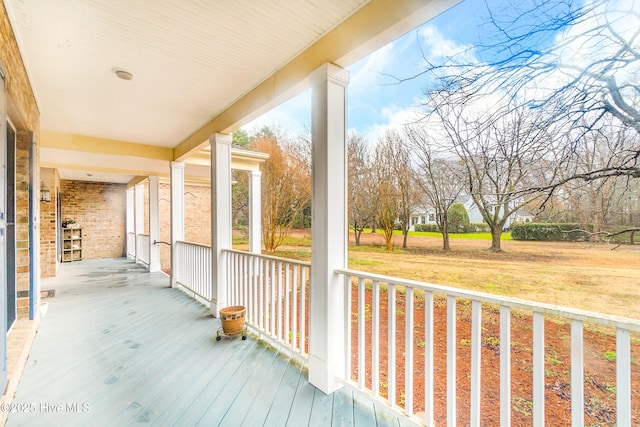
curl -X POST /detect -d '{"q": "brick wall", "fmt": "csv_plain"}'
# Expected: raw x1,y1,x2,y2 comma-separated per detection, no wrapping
1,2,39,134
14,132,32,318
39,168,59,278
2,1,40,319
60,181,127,260
153,182,212,271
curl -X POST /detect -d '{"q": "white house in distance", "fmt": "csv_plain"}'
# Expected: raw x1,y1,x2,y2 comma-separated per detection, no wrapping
409,195,535,231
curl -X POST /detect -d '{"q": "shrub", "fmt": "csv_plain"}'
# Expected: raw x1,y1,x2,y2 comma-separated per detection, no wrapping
447,203,470,233
467,222,490,233
510,223,592,241
415,224,440,232
603,226,638,244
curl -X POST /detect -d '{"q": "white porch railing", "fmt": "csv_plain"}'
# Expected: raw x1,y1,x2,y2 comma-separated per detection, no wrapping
336,268,640,427
170,243,638,425
127,232,136,258
174,240,212,301
224,249,310,357
136,233,150,266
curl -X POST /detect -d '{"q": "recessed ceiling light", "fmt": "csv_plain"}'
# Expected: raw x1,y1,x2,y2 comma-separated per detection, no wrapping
113,68,134,81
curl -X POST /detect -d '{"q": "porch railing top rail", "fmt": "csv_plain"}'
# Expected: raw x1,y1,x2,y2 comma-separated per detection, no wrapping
336,268,640,331
176,240,211,249
223,248,311,267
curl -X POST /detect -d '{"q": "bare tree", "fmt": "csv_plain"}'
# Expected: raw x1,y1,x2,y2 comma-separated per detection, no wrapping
400,0,640,196
554,121,640,239
373,130,421,250
348,132,376,245
231,169,249,231
251,131,311,252
374,131,402,250
286,131,313,227
425,92,552,251
405,124,465,250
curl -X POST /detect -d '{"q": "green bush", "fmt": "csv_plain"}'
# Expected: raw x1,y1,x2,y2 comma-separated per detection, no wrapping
600,226,638,244
447,203,470,233
467,222,490,233
414,222,490,233
415,223,440,232
510,223,592,241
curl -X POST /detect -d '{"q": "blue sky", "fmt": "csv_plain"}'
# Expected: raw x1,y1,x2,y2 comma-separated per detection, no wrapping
242,0,576,142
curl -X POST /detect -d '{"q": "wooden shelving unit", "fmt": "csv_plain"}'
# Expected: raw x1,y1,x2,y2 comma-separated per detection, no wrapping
62,227,82,262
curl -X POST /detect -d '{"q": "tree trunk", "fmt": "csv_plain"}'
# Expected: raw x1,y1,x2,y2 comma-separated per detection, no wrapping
383,229,393,251
489,226,502,252
355,229,362,246
402,226,409,249
442,230,451,251
441,218,451,251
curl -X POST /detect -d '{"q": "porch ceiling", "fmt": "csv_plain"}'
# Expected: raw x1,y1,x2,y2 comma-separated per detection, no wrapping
5,0,458,184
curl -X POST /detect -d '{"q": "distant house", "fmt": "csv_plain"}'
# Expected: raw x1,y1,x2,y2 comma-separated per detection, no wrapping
409,195,526,231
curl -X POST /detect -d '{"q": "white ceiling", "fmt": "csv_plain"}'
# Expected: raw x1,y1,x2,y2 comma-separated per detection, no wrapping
5,0,459,183
6,0,370,147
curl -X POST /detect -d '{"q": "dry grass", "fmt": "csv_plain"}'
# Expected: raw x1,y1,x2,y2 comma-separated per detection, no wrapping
263,230,640,320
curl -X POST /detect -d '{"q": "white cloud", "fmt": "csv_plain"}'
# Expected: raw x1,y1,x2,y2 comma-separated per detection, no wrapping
359,102,425,143
349,42,397,94
418,24,478,65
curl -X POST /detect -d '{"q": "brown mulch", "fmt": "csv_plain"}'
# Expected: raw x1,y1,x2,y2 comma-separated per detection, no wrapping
342,232,639,426
349,286,638,426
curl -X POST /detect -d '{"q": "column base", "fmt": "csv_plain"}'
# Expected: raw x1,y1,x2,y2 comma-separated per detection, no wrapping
308,354,344,395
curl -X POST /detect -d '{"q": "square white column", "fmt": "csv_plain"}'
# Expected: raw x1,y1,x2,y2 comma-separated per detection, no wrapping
170,162,185,287
148,175,161,272
308,63,350,394
134,183,145,264
126,188,134,258
248,170,262,254
210,133,232,316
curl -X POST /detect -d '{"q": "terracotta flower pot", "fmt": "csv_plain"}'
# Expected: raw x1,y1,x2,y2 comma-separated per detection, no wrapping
219,306,246,335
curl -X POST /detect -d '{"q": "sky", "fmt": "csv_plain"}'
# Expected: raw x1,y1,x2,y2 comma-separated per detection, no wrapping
242,0,637,145
242,0,509,142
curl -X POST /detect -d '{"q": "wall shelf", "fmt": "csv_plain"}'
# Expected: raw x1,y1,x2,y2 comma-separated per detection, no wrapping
62,227,82,262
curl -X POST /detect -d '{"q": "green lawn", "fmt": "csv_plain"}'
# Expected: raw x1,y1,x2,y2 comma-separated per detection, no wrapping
359,228,513,241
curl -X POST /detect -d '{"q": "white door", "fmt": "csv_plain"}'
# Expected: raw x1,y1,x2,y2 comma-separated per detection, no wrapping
0,66,9,389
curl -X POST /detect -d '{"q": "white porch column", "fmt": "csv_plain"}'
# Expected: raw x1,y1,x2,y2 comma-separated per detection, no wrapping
308,63,349,394
134,182,145,264
126,188,134,258
210,133,232,316
248,170,262,254
148,175,161,272
170,162,185,287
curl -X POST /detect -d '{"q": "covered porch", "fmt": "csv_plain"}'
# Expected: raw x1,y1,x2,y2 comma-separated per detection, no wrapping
7,258,415,426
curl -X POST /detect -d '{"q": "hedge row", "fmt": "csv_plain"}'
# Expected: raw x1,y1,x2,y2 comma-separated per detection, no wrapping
510,223,592,241
414,223,490,233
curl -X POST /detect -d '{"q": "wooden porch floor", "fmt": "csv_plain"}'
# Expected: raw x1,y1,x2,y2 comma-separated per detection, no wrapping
7,258,416,426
